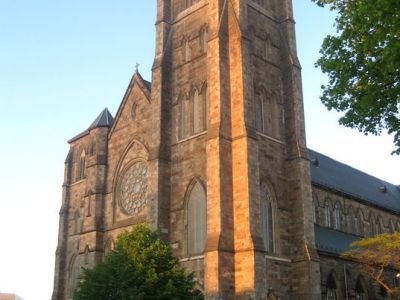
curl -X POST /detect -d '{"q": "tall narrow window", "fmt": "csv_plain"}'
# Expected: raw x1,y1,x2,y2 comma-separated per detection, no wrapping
77,150,86,180
347,207,355,234
183,39,190,63
375,217,382,235
369,215,376,237
200,28,208,54
355,276,367,300
356,210,364,236
326,273,338,300
261,183,274,253
258,94,265,132
389,220,395,234
201,83,208,131
325,201,332,228
193,89,201,134
312,199,319,225
178,94,186,140
334,203,341,230
187,181,207,256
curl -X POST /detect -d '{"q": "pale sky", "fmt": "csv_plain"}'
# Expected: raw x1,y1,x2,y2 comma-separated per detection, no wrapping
0,1,398,300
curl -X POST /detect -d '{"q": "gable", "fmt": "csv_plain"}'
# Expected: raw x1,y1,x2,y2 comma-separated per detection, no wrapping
108,71,152,138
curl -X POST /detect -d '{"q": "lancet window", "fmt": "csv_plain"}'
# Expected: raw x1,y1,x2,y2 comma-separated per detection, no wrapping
261,182,275,253
187,180,207,256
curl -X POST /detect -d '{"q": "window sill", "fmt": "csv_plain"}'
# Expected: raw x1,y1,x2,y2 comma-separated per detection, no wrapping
180,255,205,262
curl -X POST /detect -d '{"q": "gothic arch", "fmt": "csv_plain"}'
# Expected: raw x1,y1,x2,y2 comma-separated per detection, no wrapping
325,271,342,300
355,275,369,299
260,181,278,253
324,198,333,228
185,177,207,257
67,253,79,298
346,205,355,234
312,193,319,225
334,201,343,230
104,238,115,258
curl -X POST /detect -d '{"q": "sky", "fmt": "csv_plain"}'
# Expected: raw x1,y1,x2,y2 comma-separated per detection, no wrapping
0,1,398,300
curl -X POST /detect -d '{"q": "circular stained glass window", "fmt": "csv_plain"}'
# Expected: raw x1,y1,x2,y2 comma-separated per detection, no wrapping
118,161,148,215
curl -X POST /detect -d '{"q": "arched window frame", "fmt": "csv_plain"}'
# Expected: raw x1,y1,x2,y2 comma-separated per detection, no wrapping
178,93,187,140
326,272,338,300
312,195,319,225
200,82,208,131
182,37,190,63
389,219,395,233
334,202,342,230
355,209,365,236
186,178,207,257
260,182,275,253
325,200,332,228
191,88,201,134
199,27,208,54
355,276,368,300
369,213,376,237
77,150,86,181
347,206,355,234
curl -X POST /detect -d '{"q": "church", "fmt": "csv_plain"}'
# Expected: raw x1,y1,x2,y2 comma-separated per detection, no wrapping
51,0,400,299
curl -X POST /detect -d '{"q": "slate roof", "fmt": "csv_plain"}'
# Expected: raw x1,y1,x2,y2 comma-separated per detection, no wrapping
68,108,114,143
309,149,400,214
315,225,360,255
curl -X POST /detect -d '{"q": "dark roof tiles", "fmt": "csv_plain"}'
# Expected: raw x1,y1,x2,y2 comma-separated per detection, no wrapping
309,149,400,213
68,108,114,143
315,226,360,255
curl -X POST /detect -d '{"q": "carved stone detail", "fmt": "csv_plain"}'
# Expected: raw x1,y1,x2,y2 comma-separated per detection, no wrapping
118,161,148,215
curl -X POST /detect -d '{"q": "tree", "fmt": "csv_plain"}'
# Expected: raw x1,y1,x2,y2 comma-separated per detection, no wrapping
342,233,400,298
311,0,400,154
74,224,203,300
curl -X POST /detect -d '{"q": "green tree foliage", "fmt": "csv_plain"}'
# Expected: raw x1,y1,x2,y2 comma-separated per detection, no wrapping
312,0,400,154
342,233,400,297
74,224,203,300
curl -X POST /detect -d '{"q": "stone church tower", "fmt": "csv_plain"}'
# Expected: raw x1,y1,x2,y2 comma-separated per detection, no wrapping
52,0,322,299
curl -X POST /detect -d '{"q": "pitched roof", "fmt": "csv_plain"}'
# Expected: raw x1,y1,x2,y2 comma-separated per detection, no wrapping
88,108,114,130
315,225,359,255
309,149,400,214
68,108,114,143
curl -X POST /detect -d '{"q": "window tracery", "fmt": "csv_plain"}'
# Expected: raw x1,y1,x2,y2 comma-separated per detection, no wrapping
325,200,332,228
261,182,274,253
334,203,342,230
187,180,207,256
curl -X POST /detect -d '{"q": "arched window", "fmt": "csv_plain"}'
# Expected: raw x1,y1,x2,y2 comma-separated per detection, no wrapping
261,183,274,253
183,38,190,63
355,210,364,236
200,28,208,54
178,94,187,140
375,217,382,235
347,207,355,234
369,214,376,237
325,201,332,228
389,219,395,234
312,198,319,225
192,89,201,134
355,276,368,300
201,83,208,131
74,209,81,234
77,150,86,180
334,203,342,230
258,93,265,132
187,180,207,256
104,239,115,258
326,273,338,300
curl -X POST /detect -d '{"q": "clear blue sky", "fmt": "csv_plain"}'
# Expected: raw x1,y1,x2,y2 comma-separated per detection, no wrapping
0,1,398,299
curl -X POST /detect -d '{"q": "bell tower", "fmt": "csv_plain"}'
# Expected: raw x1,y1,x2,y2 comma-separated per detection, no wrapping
153,0,321,299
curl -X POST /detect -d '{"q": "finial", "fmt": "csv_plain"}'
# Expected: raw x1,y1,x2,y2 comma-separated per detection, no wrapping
135,63,140,73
